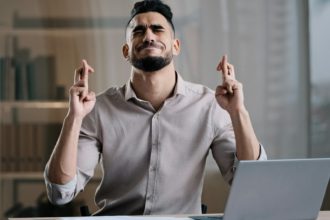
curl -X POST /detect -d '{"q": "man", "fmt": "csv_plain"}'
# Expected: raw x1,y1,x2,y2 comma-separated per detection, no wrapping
44,0,267,215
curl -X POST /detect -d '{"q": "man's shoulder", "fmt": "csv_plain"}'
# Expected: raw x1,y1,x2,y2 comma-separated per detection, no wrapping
95,85,125,104
183,80,215,97
97,85,124,98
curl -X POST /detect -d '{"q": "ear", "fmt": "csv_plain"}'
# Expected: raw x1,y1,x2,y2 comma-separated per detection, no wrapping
173,39,181,56
122,44,129,59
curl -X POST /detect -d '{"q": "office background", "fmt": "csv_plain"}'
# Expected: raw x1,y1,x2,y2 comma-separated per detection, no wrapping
0,0,329,218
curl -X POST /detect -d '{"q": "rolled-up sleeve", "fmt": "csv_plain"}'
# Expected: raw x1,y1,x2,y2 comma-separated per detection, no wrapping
232,144,268,172
257,144,267,160
44,164,77,205
210,102,267,184
212,127,267,184
211,121,237,184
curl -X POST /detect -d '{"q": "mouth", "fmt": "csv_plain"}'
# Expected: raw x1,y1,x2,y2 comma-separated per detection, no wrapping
137,42,163,52
141,47,160,53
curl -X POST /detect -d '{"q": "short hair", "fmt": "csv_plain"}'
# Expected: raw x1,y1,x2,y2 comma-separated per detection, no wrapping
126,0,175,33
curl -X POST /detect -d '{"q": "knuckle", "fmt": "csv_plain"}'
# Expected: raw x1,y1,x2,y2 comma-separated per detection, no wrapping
75,80,86,87
228,79,235,84
69,87,77,95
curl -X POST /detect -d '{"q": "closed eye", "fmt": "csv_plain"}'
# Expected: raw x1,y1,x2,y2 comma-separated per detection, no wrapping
132,24,165,35
150,25,165,33
132,25,146,35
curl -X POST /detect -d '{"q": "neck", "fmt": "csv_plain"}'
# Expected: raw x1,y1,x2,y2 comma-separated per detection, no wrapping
130,63,176,111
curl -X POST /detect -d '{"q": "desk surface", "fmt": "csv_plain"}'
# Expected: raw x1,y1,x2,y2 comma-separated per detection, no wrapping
318,211,330,220
8,211,330,220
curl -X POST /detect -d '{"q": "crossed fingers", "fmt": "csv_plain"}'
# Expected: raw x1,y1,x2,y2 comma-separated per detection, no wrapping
72,59,94,100
217,55,236,94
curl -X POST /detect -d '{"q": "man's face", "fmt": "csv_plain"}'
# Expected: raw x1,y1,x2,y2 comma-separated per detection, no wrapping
123,12,180,72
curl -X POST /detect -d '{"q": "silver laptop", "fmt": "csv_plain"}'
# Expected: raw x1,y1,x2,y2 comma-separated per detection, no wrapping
191,158,330,220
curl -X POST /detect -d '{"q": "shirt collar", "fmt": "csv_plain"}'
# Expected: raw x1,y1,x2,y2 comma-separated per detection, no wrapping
124,72,186,101
124,80,137,101
173,72,186,96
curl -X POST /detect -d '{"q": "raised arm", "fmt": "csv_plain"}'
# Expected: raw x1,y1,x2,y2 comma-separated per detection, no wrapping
47,60,96,184
215,55,260,160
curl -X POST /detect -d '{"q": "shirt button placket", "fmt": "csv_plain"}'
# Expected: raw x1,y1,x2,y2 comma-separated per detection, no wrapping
144,113,160,214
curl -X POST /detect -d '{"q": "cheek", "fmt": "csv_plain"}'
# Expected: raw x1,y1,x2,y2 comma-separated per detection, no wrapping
163,39,173,50
166,42,175,54
128,42,137,54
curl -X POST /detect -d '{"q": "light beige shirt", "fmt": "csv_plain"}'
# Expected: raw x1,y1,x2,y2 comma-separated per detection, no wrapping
45,74,267,215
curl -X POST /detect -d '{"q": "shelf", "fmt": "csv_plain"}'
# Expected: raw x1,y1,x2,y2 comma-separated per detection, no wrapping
0,28,119,37
0,101,68,109
0,101,69,124
0,172,44,180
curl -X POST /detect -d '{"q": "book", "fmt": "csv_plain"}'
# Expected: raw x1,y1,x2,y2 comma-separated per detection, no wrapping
3,57,16,101
29,55,56,100
14,49,31,100
0,58,5,100
1,125,10,172
26,61,37,100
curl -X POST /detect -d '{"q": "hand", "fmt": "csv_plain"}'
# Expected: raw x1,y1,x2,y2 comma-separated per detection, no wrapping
68,59,96,119
215,55,245,114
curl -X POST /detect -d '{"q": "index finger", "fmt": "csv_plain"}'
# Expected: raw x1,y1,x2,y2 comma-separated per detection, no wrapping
74,60,94,85
216,55,228,79
81,59,94,83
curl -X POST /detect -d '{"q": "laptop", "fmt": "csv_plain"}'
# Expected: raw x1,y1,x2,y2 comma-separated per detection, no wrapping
191,158,330,220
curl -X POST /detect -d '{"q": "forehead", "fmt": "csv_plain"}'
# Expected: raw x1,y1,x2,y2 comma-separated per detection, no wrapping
128,12,171,30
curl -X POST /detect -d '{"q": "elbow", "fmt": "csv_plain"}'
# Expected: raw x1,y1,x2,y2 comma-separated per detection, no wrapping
46,187,75,205
44,172,76,205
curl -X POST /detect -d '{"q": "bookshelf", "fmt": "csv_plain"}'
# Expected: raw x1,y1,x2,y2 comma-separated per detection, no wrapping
0,100,70,217
0,101,68,173
0,1,125,218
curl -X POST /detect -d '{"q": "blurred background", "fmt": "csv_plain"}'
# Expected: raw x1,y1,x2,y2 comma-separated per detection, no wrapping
0,0,329,218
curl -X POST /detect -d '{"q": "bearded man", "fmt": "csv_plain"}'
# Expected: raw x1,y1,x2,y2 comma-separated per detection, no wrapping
45,0,267,216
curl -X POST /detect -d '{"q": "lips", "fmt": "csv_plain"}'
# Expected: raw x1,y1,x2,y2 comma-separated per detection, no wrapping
137,42,163,52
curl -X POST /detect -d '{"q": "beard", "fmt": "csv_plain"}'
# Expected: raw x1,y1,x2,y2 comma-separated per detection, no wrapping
129,52,173,72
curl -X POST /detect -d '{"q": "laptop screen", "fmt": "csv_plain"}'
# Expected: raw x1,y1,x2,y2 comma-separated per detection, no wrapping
222,159,330,220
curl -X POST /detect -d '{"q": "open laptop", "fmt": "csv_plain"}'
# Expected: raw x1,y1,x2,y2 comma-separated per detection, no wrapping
191,158,330,220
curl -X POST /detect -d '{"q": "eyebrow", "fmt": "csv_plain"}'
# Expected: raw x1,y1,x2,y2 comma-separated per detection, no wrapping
132,24,165,32
150,24,165,29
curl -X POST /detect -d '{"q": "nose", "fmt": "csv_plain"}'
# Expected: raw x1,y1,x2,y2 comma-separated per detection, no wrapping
143,28,156,42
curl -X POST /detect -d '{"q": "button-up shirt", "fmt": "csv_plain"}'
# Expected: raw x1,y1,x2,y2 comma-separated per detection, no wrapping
44,74,267,215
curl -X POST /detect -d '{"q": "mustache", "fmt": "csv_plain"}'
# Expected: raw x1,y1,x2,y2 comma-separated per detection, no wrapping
136,41,163,51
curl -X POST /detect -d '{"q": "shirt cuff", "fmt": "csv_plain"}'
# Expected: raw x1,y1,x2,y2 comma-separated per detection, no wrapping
233,144,267,168
257,144,267,160
44,165,77,205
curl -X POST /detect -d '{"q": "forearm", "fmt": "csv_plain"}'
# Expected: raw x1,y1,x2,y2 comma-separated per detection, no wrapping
230,107,260,160
47,114,83,184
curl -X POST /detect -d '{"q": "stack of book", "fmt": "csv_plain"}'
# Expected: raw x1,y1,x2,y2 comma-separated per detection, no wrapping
1,123,62,172
0,36,60,101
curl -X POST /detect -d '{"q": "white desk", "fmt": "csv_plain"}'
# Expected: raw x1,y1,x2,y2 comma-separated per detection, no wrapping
318,211,330,220
8,211,330,220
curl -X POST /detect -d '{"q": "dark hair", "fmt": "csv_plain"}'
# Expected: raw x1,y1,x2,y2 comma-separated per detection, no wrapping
126,0,175,33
